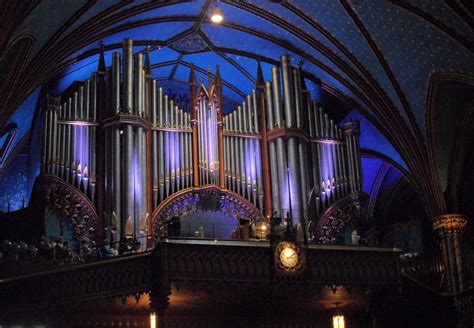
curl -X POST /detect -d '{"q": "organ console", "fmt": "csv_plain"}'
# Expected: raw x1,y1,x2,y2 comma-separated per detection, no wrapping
40,38,363,244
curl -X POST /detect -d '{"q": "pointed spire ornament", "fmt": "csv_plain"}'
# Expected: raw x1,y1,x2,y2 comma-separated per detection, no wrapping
144,46,152,77
97,41,106,74
188,63,197,86
214,64,222,88
256,60,265,89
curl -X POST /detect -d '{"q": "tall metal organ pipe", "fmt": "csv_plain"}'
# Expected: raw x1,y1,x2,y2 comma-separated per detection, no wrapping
265,81,280,217
271,66,287,217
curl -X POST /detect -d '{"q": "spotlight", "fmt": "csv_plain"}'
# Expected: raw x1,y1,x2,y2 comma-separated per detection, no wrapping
210,6,223,23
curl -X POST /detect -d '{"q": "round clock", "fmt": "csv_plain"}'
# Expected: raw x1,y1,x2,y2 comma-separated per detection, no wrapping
275,241,303,273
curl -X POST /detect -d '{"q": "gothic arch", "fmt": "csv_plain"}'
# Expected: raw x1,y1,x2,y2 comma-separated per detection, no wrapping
151,186,263,242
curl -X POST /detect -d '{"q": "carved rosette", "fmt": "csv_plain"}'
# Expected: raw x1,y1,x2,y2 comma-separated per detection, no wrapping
43,175,99,245
432,214,468,236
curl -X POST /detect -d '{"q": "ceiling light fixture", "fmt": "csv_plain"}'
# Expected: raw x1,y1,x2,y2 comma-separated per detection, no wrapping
210,5,223,23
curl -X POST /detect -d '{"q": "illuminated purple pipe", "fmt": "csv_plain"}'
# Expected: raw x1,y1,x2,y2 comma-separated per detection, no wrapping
170,100,176,195
179,109,185,190
133,146,140,236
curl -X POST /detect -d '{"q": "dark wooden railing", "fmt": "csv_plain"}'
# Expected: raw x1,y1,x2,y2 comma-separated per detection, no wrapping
399,246,446,293
0,239,401,313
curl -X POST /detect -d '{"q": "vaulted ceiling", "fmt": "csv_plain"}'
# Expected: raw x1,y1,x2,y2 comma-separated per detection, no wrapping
0,0,473,220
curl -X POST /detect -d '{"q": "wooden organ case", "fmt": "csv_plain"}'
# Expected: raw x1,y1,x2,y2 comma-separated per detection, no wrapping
39,38,365,246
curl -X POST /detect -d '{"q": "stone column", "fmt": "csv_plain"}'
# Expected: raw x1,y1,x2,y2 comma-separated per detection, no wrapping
432,214,468,294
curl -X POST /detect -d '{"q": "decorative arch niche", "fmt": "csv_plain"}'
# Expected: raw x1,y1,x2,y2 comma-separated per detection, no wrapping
151,186,262,242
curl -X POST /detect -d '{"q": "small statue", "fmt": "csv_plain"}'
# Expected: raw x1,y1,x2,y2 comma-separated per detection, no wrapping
194,226,204,238
351,230,360,245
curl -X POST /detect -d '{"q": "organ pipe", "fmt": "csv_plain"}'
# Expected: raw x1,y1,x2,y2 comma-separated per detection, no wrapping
151,81,159,207
122,39,133,114
41,38,365,244
265,82,280,217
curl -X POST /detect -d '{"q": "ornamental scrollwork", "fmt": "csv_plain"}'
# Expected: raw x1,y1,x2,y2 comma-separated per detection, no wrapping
312,192,367,244
44,175,99,247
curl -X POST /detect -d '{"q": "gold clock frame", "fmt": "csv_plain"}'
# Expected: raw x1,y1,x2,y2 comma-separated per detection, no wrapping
274,241,304,274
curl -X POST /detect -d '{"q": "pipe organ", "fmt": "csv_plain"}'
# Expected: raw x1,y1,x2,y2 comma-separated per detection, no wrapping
40,38,363,243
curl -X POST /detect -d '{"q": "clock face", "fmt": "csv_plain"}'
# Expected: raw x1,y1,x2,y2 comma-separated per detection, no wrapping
275,241,303,273
280,246,298,268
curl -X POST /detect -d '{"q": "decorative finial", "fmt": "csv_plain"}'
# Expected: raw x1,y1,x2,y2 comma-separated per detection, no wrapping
97,40,106,73
256,60,264,88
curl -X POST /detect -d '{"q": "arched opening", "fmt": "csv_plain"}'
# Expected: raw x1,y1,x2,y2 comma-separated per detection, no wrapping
151,186,262,242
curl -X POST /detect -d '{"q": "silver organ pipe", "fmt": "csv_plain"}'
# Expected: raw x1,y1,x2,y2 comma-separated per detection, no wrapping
271,65,287,218
58,103,65,179
51,101,58,175
163,95,170,197
41,38,365,244
76,87,83,187
152,81,158,207
293,67,309,220
265,81,280,217
169,100,175,195
252,90,263,210
64,98,71,182
158,88,165,202
123,39,133,114
41,100,49,173
121,38,134,237
44,99,52,174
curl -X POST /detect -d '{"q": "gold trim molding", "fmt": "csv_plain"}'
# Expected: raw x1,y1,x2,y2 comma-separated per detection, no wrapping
432,213,468,233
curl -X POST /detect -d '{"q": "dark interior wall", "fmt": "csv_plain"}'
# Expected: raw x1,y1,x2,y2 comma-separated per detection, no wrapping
0,150,28,212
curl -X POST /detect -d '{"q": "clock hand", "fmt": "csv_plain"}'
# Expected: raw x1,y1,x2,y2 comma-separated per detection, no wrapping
287,253,297,260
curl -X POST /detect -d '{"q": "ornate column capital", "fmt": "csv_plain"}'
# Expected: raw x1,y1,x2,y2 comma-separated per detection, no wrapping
432,213,468,235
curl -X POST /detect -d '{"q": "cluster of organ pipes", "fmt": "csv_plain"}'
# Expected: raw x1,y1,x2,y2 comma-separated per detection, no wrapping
41,38,363,243
197,92,220,186
223,92,263,211
42,80,98,202
152,88,193,205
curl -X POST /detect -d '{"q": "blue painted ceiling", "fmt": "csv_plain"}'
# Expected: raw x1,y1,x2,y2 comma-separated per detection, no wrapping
2,0,474,216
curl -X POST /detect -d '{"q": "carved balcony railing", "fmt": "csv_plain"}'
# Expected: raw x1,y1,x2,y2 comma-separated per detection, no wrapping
0,251,153,312
158,239,401,288
0,239,401,313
